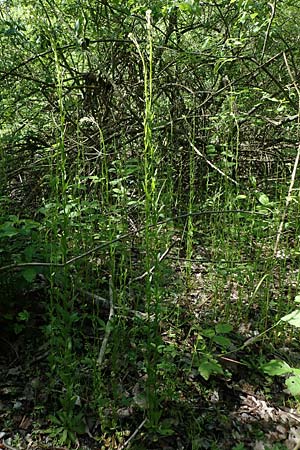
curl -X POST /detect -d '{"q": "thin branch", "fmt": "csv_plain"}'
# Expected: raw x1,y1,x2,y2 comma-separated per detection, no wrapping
190,142,239,186
117,418,147,450
264,114,298,126
0,210,266,273
2,440,18,450
0,40,133,82
261,1,277,62
131,240,178,283
250,56,297,108
81,290,151,321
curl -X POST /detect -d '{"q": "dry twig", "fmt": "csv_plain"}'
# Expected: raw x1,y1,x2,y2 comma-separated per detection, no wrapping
117,418,147,450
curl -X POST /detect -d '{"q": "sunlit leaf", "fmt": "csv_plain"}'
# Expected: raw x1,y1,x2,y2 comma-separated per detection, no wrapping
261,359,292,376
258,193,270,206
286,375,300,397
198,358,223,380
281,309,300,327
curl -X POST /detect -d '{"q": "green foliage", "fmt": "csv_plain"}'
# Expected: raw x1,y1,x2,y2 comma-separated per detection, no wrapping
261,296,300,400
198,356,224,381
193,323,234,380
0,213,43,313
0,215,41,264
1,0,300,447
261,359,300,399
261,359,292,377
232,444,246,450
281,309,300,328
201,323,234,352
14,309,30,334
46,410,86,445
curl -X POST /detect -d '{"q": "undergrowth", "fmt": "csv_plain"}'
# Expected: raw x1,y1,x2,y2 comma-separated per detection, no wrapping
1,3,300,450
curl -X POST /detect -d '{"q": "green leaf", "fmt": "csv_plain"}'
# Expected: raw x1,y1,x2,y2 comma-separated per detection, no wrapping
49,414,61,425
294,295,300,303
256,207,269,215
215,323,233,334
286,375,300,397
261,359,292,376
57,411,66,423
198,357,223,380
22,268,37,282
61,429,68,444
75,420,86,435
258,193,270,206
281,309,300,327
178,2,193,12
157,419,175,436
0,222,18,238
213,335,231,348
17,310,30,321
201,328,215,338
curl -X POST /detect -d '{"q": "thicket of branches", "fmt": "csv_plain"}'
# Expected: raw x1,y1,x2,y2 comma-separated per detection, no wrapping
1,0,299,217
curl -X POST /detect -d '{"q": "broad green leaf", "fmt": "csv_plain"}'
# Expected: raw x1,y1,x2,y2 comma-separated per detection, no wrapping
215,323,233,334
256,208,269,215
286,375,300,397
0,222,18,238
22,268,37,282
295,296,300,303
112,188,125,194
178,2,193,12
213,335,231,348
281,309,300,327
201,328,215,338
261,359,292,376
258,193,270,206
0,229,18,237
198,358,223,380
206,144,216,154
61,429,68,444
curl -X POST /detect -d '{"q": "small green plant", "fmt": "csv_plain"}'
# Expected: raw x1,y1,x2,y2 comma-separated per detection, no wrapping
201,323,234,351
45,391,86,446
190,323,234,380
0,215,42,281
46,409,86,445
232,444,246,450
197,354,224,381
261,295,300,399
14,309,30,334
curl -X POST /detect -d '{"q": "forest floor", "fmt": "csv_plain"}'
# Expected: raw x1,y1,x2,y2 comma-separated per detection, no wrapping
1,260,300,450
